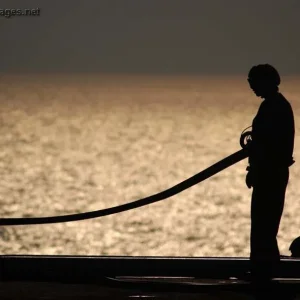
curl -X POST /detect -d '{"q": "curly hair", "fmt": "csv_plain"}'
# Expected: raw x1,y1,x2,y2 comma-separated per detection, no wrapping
248,64,281,88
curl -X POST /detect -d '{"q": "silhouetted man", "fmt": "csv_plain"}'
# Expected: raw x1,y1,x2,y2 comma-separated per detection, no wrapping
245,64,295,281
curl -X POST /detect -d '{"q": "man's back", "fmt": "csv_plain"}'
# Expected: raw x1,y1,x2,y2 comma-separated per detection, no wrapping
249,93,295,169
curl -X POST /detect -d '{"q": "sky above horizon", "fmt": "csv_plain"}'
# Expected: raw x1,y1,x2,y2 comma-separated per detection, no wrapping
0,1,299,74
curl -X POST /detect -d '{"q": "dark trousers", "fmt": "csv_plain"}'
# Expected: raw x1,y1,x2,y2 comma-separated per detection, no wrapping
250,167,289,278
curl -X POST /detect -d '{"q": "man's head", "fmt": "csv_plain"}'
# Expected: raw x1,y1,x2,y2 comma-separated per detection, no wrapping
248,64,281,99
289,236,300,257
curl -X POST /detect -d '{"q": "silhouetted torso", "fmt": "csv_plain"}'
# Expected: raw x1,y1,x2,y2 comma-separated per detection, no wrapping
249,93,295,170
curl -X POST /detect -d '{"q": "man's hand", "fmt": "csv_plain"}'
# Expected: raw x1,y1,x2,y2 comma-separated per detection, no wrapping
246,169,253,189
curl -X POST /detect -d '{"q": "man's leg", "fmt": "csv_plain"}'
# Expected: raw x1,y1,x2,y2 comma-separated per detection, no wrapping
250,168,289,280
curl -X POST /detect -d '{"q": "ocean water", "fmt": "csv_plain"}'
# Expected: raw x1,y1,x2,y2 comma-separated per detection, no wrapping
0,74,299,257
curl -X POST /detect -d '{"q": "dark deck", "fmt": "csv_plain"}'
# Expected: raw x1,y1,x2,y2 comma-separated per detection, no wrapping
1,255,300,299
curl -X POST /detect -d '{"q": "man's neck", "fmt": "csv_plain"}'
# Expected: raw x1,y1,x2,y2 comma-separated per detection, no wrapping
264,91,280,101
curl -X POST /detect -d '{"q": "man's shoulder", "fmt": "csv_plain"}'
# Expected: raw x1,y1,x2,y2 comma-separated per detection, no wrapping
278,93,291,106
274,94,293,112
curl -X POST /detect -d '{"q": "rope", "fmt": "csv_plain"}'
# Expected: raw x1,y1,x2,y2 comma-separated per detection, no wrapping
0,148,248,226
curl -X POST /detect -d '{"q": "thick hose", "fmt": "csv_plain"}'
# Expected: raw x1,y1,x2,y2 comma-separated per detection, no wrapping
0,148,248,226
